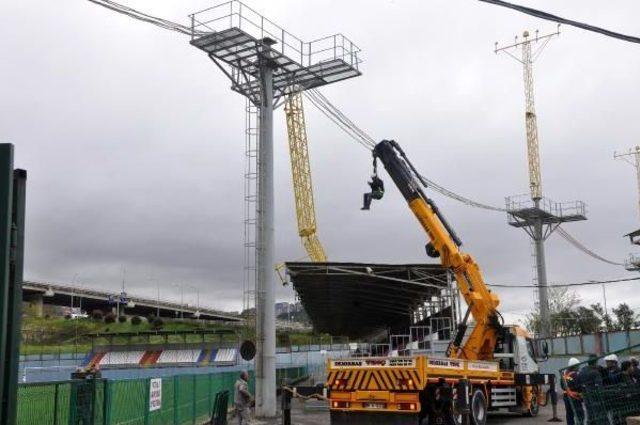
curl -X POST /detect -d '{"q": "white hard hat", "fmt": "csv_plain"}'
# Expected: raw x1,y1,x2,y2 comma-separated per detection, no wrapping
604,354,619,362
568,358,580,367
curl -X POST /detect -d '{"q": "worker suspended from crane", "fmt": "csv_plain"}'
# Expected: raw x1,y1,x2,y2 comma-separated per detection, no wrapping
361,159,385,210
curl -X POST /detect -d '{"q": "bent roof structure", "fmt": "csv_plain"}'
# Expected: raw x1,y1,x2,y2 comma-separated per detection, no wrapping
285,262,450,339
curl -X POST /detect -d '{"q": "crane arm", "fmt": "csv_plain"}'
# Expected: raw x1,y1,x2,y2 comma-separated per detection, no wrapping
371,140,502,360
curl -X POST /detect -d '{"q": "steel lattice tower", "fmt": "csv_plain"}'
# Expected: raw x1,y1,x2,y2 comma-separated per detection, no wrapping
521,34,543,200
496,28,586,338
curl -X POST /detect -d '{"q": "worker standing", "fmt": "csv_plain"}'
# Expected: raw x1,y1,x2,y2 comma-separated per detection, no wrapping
578,354,603,423
629,357,640,382
234,371,253,425
603,354,621,385
562,358,584,425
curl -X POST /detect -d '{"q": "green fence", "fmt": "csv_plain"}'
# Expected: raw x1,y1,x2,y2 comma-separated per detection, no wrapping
560,343,640,425
17,366,307,425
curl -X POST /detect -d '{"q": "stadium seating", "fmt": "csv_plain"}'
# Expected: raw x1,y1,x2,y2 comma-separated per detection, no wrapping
213,348,236,364
99,351,145,366
82,346,239,368
156,349,202,364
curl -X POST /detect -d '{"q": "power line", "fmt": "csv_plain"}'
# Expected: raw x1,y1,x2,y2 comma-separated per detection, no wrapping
556,227,625,266
307,89,623,267
87,0,198,36
418,174,508,212
488,276,640,289
86,0,626,271
303,91,373,150
478,0,640,45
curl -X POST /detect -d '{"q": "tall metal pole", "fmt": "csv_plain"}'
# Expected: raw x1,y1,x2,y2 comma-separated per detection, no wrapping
533,200,550,337
255,39,276,418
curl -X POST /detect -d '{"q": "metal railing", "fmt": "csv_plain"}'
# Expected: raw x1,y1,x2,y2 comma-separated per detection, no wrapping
188,0,361,68
505,194,587,219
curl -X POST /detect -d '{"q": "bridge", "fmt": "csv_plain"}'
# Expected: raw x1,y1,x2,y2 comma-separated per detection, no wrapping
22,281,241,322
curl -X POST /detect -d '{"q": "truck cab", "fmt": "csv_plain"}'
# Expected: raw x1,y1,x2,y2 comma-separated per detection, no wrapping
493,325,539,374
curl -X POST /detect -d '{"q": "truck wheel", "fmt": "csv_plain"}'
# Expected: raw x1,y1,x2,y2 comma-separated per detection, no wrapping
470,389,487,425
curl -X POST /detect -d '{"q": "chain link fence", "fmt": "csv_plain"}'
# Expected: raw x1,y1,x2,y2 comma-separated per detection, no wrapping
560,343,640,425
17,366,307,425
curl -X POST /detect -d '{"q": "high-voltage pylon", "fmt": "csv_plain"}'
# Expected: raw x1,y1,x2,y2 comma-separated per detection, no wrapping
496,27,586,338
284,92,327,262
189,1,361,416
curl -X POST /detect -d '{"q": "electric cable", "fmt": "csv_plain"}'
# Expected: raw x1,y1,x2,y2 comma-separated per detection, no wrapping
478,0,640,45
87,0,199,36
86,0,626,270
488,276,640,289
307,89,624,267
555,227,625,266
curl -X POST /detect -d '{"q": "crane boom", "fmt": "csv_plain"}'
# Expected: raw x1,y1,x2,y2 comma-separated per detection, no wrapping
284,92,327,262
371,140,502,360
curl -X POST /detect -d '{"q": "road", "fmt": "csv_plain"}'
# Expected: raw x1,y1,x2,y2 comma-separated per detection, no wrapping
252,399,566,425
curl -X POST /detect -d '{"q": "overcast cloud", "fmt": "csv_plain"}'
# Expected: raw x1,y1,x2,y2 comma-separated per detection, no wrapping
1,0,639,325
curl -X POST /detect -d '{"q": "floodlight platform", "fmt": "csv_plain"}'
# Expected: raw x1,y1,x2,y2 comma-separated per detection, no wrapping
506,195,586,230
189,1,361,103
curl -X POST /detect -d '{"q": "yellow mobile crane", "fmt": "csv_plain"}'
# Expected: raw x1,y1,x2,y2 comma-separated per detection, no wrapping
284,92,327,262
327,140,556,425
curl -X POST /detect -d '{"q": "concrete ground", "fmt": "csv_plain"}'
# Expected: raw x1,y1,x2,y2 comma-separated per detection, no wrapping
246,399,566,425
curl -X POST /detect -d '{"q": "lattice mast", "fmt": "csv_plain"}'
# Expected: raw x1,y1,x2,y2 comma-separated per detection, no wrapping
284,92,327,262
522,32,543,201
614,146,640,271
614,146,640,221
496,27,587,339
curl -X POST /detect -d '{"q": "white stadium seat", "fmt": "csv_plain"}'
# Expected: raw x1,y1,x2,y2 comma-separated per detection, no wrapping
213,348,236,364
156,349,202,364
99,351,144,366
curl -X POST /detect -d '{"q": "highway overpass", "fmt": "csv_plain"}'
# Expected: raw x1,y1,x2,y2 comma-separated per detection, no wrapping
22,281,241,322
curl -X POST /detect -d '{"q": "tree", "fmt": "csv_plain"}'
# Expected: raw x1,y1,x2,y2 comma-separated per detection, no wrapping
574,306,602,334
612,303,636,331
152,317,164,330
591,303,614,331
104,312,116,324
525,287,581,336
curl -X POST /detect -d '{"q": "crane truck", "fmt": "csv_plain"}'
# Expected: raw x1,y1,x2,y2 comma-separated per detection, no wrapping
327,140,555,425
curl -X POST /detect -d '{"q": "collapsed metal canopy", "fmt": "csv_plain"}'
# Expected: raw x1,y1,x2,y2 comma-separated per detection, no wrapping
285,262,450,339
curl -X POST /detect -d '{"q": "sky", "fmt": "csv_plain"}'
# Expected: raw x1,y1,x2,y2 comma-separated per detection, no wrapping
1,0,640,326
